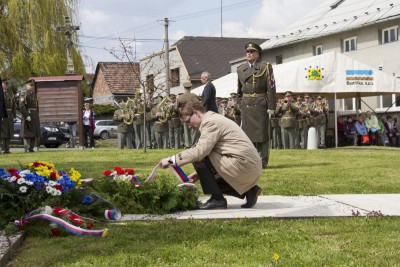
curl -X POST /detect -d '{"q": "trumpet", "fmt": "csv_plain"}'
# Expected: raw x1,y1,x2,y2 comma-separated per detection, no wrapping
156,97,172,123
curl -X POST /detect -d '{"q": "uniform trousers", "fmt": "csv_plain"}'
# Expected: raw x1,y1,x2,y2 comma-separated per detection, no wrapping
316,123,326,146
272,126,282,149
169,127,181,149
253,142,269,168
193,157,243,199
117,132,133,149
133,124,143,149
155,131,168,149
281,127,296,149
23,137,36,152
297,127,308,149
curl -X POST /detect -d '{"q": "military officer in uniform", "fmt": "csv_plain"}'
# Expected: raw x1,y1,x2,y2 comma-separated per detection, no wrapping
276,91,299,149
150,96,169,149
296,96,309,149
113,100,133,149
132,91,144,149
178,82,199,148
237,42,276,168
20,79,41,152
0,78,16,154
314,96,328,148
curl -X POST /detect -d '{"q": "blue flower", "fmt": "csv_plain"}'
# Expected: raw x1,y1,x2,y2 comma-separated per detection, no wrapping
82,195,93,204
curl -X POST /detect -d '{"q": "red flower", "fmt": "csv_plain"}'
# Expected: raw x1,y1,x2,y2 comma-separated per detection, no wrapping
13,173,21,179
51,228,61,237
68,213,84,225
7,168,18,173
50,171,57,179
125,168,135,175
53,206,69,216
103,170,112,176
55,185,62,191
87,222,94,229
33,162,40,167
47,166,52,170
116,168,125,175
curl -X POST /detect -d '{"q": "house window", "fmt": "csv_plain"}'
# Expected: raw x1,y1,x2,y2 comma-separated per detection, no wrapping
315,45,323,55
276,55,283,65
343,98,354,110
170,68,180,87
382,94,393,108
343,37,357,52
382,26,398,44
146,74,154,92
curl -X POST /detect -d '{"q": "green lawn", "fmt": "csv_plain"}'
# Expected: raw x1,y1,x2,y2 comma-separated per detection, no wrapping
3,147,400,266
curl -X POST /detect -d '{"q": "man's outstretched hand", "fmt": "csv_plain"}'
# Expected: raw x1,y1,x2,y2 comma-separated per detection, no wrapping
188,173,199,183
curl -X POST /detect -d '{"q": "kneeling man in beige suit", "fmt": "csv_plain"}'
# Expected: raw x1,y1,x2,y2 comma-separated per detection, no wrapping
160,100,262,210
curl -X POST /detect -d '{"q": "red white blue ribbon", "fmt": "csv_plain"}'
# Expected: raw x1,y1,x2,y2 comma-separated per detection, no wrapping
147,163,190,183
91,193,121,220
15,210,108,237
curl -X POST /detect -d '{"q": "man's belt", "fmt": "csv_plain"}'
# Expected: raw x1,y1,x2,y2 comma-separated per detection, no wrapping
28,108,37,111
243,93,267,97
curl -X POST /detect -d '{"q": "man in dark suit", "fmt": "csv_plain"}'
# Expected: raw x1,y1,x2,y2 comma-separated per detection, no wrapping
200,71,218,113
237,42,277,169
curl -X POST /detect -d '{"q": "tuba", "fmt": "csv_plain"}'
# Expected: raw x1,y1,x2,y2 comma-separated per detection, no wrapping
122,98,135,125
156,96,172,123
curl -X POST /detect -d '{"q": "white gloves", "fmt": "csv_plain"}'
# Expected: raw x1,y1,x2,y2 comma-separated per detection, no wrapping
26,116,31,121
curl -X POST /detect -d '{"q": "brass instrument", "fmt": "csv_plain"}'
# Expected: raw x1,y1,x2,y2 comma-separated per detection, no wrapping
156,96,172,123
122,98,135,125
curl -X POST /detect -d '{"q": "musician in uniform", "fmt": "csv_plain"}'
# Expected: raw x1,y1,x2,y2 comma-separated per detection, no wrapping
237,42,276,168
19,79,41,152
178,82,198,148
275,91,299,149
314,95,328,148
150,96,169,149
0,78,15,154
296,96,309,149
228,93,241,126
132,91,144,149
271,99,282,149
218,98,229,116
113,100,133,149
167,94,181,149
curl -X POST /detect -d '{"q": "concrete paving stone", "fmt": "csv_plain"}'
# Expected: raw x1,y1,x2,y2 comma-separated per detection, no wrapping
322,194,400,216
120,195,374,221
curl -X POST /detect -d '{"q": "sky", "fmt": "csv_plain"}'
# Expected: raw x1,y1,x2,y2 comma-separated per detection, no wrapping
78,0,322,73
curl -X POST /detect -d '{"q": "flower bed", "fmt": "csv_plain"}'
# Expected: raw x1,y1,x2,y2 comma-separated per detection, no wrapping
0,162,199,236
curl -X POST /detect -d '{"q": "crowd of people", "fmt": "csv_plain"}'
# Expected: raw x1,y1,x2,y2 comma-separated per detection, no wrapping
337,111,399,147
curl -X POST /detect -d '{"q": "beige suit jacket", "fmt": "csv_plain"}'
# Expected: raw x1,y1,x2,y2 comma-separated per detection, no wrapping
175,112,262,195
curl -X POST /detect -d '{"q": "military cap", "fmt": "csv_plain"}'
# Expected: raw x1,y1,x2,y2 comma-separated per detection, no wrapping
304,94,310,98
245,42,262,53
317,95,322,99
230,92,238,97
284,91,294,97
183,82,192,88
216,97,222,100
297,96,304,101
221,99,228,103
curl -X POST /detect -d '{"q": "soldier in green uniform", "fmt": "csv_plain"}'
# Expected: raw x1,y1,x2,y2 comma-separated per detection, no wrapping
167,94,181,149
271,99,282,149
113,100,133,149
19,80,41,152
151,96,169,149
237,42,276,168
276,91,299,149
131,91,144,149
0,78,16,154
228,93,241,126
296,96,309,149
314,96,328,148
177,82,199,148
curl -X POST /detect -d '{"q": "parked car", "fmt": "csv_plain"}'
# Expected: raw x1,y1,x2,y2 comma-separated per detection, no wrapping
93,120,118,140
11,114,70,148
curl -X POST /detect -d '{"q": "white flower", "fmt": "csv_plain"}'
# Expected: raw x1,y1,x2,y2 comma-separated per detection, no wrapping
49,181,57,186
26,181,34,186
9,176,17,182
41,206,53,214
19,170,31,175
46,186,53,194
19,186,28,193
17,178,26,185
51,189,61,196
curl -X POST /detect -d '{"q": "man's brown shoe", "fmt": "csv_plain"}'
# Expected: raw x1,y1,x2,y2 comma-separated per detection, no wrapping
241,186,262,208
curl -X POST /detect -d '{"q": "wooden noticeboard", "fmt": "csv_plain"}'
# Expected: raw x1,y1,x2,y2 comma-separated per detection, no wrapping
29,75,84,147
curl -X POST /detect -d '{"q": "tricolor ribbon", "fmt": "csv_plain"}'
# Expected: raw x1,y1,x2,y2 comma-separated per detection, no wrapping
15,210,108,237
91,193,121,221
147,163,190,183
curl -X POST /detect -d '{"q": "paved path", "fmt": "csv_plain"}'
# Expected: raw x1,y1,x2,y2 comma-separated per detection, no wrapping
121,194,400,221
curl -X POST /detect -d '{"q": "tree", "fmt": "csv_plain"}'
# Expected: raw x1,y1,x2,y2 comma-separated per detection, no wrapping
0,0,87,93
